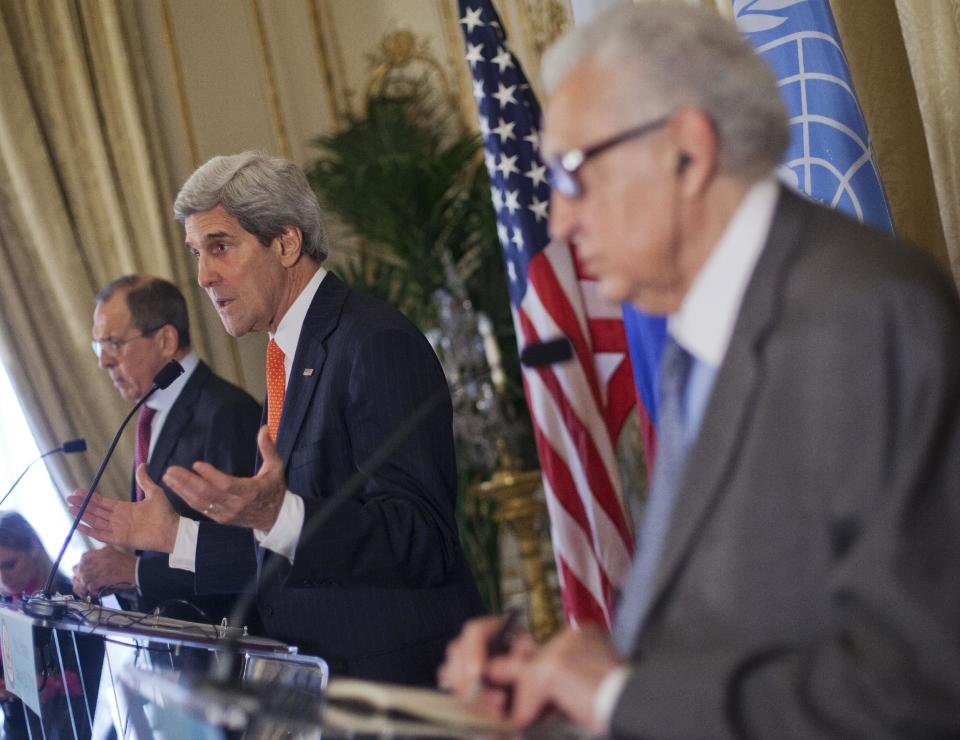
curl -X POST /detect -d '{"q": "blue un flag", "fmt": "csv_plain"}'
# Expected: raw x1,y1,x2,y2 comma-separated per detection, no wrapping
734,0,894,233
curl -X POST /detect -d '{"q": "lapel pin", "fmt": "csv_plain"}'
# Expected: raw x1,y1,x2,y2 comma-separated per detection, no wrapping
303,368,314,376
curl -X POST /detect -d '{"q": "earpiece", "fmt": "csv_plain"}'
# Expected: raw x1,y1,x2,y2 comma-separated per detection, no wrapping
676,152,691,174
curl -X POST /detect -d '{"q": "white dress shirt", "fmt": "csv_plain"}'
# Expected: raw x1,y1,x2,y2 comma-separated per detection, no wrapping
170,267,328,571
594,179,780,731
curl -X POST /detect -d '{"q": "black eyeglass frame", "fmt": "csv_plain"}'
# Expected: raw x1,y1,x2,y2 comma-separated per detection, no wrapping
91,324,168,358
546,114,671,198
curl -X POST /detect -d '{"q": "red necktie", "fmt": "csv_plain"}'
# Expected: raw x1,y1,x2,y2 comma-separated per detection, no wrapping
266,339,286,441
134,405,157,500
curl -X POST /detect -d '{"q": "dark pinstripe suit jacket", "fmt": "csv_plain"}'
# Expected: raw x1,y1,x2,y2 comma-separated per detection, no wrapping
196,273,485,685
136,360,261,624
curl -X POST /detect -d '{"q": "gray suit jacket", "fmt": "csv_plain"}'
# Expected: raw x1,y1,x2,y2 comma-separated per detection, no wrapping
611,189,960,739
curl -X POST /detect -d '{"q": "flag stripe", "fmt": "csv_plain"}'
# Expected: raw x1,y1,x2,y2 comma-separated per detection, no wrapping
517,306,634,552
459,0,637,627
518,309,634,575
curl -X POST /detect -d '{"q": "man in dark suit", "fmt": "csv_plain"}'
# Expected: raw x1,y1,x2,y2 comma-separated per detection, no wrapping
439,4,960,738
73,155,485,685
72,275,261,625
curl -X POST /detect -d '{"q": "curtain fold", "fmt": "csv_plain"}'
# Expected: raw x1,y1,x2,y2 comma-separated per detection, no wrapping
893,0,960,285
0,0,214,503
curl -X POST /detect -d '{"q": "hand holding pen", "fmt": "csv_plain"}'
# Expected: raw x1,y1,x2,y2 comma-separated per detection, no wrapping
437,608,530,706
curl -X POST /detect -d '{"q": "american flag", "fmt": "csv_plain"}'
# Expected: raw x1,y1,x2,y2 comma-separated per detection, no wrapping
458,0,636,627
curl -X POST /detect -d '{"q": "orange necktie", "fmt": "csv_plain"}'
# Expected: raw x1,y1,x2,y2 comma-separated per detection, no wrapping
266,338,286,441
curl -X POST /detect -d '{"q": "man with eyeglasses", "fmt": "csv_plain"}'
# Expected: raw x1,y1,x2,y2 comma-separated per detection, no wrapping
439,3,960,738
73,275,261,626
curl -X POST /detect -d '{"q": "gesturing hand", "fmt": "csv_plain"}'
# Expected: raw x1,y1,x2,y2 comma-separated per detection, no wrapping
66,466,179,553
162,426,286,531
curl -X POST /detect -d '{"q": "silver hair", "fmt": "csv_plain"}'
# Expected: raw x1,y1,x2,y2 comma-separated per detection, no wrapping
542,1,789,180
174,151,329,263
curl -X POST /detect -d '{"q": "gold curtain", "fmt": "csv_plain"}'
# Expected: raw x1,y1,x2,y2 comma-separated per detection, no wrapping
892,0,960,285
830,0,952,276
0,0,214,502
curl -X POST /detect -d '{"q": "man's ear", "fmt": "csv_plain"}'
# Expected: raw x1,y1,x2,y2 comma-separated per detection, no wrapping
276,225,304,267
157,324,180,359
668,107,718,198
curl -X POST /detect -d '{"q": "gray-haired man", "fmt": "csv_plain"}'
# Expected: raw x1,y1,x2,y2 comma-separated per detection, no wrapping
439,4,960,737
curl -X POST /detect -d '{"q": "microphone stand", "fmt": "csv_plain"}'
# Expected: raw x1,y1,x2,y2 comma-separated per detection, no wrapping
0,439,86,510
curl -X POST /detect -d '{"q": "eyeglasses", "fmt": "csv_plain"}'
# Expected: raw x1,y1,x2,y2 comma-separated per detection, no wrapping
91,325,166,358
546,114,670,199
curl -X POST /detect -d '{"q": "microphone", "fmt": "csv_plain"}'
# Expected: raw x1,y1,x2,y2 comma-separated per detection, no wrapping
0,439,87,509
25,360,184,615
519,336,573,368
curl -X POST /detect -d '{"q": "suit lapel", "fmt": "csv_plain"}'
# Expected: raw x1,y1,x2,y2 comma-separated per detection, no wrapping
147,361,211,482
274,272,349,466
637,188,811,633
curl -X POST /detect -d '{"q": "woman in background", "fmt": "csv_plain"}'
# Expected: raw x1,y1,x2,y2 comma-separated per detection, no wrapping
0,512,94,739
0,511,63,598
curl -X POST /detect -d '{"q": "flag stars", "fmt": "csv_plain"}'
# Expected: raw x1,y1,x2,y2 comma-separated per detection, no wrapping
506,259,517,283
497,221,510,245
524,163,547,187
484,151,496,176
460,7,484,33
472,78,485,103
492,82,517,108
529,197,549,222
491,187,503,210
465,42,485,69
512,229,524,249
491,46,513,73
504,190,521,215
496,153,519,179
524,129,540,149
492,117,516,141
478,116,491,139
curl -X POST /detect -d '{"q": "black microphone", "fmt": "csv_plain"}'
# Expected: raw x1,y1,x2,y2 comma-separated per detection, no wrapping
0,439,87,509
25,360,184,615
519,336,573,368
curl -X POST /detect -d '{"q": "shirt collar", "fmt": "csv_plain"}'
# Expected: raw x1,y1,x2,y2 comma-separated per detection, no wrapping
668,178,779,368
271,266,327,359
145,351,199,412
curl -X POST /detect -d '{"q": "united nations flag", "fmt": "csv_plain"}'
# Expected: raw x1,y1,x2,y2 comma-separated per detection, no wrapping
735,0,894,233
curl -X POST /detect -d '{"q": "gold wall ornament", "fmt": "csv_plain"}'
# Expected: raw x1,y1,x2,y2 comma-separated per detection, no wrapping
517,0,570,87
362,29,461,125
474,457,560,643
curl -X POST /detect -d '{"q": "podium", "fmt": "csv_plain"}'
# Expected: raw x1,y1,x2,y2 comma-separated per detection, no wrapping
0,596,302,739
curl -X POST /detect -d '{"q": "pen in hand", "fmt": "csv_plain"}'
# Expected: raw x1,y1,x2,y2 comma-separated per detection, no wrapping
486,607,521,657
463,608,522,704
